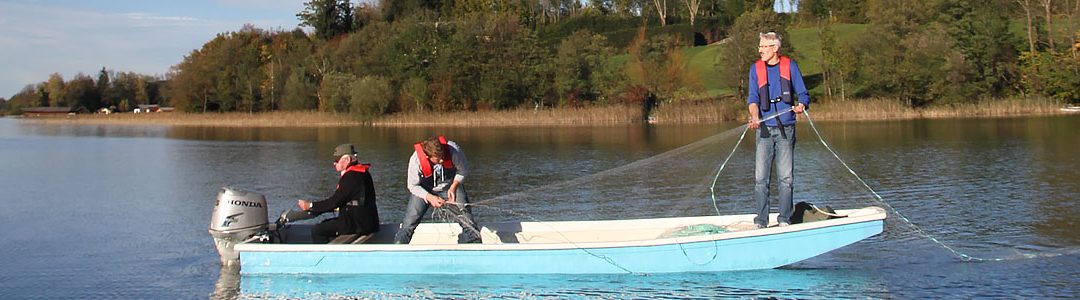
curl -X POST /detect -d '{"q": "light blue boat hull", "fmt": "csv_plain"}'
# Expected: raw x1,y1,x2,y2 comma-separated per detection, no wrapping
238,213,883,275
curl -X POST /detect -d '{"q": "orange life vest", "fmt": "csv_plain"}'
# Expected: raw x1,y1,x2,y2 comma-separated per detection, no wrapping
754,56,794,112
414,135,455,177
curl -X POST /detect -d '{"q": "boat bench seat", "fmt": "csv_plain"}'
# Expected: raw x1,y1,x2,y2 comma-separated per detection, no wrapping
329,233,373,244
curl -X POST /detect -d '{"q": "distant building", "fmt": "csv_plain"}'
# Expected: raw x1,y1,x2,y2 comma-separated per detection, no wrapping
135,104,160,113
22,107,86,117
133,104,174,113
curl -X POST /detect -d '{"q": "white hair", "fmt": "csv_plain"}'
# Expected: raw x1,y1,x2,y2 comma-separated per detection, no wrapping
759,32,782,48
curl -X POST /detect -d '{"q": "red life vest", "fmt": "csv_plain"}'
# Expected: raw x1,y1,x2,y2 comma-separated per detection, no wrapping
344,163,370,175
754,56,794,112
414,135,455,177
335,163,370,190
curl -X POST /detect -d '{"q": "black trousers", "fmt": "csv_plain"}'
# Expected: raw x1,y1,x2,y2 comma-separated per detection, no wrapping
311,217,350,244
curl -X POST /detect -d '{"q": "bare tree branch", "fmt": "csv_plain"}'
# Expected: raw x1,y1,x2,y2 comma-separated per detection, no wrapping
683,0,700,26
1041,0,1055,50
1017,0,1037,53
653,0,668,26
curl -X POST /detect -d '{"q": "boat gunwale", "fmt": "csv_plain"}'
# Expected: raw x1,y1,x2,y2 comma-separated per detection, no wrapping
235,207,886,252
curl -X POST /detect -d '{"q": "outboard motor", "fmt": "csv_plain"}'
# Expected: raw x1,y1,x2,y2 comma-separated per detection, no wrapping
209,187,269,265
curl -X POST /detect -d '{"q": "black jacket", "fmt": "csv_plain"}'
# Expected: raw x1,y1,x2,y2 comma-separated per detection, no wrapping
310,167,379,235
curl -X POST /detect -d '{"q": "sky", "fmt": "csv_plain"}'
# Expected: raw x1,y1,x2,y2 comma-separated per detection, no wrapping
0,0,307,99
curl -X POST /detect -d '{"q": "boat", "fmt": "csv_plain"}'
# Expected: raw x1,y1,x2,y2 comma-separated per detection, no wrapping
1061,106,1080,113
210,187,886,275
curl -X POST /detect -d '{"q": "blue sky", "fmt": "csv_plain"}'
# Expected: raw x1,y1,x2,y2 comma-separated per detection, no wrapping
0,0,306,99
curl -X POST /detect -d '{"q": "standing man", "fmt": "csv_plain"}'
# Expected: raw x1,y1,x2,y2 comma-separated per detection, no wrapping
298,144,380,243
394,135,481,244
747,32,810,228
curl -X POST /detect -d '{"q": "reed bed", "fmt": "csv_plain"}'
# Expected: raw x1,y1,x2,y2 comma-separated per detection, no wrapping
651,99,744,124
25,111,363,127
917,97,1064,118
811,97,1063,120
651,97,1066,124
16,97,1067,127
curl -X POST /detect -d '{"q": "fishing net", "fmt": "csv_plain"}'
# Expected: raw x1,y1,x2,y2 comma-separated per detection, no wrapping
468,119,882,224
659,224,730,238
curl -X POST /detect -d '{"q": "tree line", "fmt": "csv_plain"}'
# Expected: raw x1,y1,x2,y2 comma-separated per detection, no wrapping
2,0,1077,116
3,68,164,113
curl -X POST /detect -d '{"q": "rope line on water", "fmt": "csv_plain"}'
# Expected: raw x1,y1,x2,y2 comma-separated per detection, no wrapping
708,108,997,262
799,110,998,262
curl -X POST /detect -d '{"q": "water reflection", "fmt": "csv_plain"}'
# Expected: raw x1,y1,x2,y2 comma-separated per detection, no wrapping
233,268,889,299
212,265,241,300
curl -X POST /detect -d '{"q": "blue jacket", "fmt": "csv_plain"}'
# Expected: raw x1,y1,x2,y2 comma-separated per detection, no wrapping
747,58,810,127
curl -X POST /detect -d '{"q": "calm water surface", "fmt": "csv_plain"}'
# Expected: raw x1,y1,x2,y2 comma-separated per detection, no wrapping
0,115,1076,299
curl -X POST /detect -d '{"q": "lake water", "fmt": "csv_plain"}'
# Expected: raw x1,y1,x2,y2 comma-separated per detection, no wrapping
0,115,1077,299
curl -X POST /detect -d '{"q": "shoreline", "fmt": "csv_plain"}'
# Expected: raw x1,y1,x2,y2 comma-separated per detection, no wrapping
11,97,1071,127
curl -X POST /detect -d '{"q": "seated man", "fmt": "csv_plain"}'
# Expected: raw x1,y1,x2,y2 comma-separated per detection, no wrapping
298,144,380,243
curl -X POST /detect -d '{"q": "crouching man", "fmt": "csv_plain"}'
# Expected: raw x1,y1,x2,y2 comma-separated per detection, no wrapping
394,136,481,244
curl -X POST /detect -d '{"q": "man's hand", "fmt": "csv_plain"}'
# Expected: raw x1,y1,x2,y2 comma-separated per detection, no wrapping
748,103,761,130
793,102,806,113
425,194,446,208
446,190,457,204
446,181,461,204
297,199,312,211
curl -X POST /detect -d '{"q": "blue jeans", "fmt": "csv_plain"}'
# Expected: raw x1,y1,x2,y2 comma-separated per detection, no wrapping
754,125,796,227
394,188,481,244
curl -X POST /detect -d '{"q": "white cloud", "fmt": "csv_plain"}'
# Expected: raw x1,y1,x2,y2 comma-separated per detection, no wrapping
215,0,303,14
123,12,201,25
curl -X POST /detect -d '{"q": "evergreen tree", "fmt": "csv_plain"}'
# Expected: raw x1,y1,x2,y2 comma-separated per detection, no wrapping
298,0,356,40
96,67,111,107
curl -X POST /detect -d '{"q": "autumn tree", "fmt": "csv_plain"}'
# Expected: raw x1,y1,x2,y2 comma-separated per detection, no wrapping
46,73,65,107
3,85,39,113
